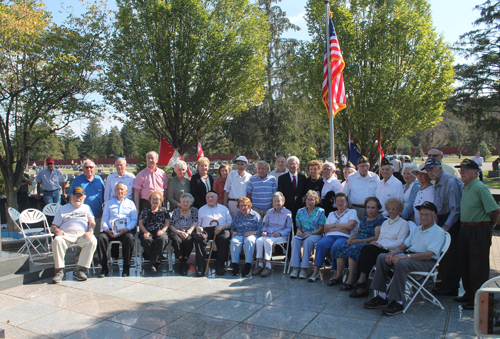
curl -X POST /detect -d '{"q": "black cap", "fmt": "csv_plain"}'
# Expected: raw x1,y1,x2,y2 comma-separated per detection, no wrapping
345,161,356,169
422,157,442,170
358,156,369,165
380,157,392,167
454,158,479,170
416,201,437,214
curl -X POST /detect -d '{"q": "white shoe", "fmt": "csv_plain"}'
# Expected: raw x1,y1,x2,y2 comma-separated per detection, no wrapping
299,268,308,279
290,268,299,278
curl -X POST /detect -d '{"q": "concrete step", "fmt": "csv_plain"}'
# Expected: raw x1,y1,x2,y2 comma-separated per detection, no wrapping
0,251,29,278
0,263,55,291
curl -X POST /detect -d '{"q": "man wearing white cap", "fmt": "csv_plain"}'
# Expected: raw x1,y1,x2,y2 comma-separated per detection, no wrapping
224,156,252,218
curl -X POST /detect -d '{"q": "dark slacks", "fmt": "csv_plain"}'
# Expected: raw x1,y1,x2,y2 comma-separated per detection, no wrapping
436,215,461,289
358,244,390,276
97,231,135,268
170,233,194,259
459,224,492,300
192,227,230,271
139,232,169,266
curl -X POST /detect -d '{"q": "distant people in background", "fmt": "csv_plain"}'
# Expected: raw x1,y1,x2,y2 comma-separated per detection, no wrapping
471,151,484,181
321,162,342,217
391,156,404,183
269,155,288,179
167,160,191,212
493,157,500,171
246,161,277,219
69,159,105,234
190,157,214,209
224,156,252,218
104,157,135,202
18,173,33,212
400,163,420,222
343,156,380,220
133,151,168,216
375,158,403,217
427,147,459,177
341,161,356,190
35,157,67,205
278,156,306,221
213,164,230,204
302,160,324,206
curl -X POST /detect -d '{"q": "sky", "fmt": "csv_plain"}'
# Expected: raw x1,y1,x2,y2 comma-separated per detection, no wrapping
43,0,486,136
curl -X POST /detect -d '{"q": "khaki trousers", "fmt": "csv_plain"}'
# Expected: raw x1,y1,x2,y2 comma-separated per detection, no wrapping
53,231,97,269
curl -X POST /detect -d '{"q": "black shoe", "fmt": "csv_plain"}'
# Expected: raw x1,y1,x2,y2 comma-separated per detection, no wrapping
216,267,226,276
98,267,108,278
364,295,389,309
462,303,474,310
242,263,251,277
231,263,240,276
122,266,130,277
382,300,404,316
196,269,205,277
454,296,470,303
432,288,458,296
349,289,369,298
180,259,188,276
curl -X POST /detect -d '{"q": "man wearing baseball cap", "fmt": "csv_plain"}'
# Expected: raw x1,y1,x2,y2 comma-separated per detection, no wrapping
454,159,500,310
35,157,67,205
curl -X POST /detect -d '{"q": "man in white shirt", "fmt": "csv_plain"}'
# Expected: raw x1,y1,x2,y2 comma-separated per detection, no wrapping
376,158,404,217
51,186,97,283
471,151,484,181
105,157,136,201
194,191,232,276
269,155,289,179
224,156,252,218
343,156,380,220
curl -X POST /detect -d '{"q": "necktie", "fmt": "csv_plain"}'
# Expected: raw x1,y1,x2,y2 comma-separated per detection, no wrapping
293,175,297,191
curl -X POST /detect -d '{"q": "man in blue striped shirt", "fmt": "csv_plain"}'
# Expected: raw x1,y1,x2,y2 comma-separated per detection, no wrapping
246,161,277,218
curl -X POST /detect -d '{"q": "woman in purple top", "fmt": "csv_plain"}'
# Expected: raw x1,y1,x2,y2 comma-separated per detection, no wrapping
252,192,293,277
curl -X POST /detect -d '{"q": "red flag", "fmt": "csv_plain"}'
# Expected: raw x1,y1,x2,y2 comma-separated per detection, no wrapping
158,136,192,177
196,138,204,160
322,13,346,117
378,128,384,159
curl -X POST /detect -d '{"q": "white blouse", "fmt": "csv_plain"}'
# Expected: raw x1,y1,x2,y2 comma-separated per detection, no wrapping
413,185,435,226
325,209,359,237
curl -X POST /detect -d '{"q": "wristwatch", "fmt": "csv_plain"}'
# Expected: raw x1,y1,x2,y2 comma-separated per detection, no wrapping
407,254,411,259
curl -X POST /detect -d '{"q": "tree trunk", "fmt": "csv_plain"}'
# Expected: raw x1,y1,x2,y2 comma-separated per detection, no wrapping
5,187,19,233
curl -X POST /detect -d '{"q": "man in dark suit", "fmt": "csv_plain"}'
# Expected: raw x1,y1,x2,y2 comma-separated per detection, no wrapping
278,156,306,222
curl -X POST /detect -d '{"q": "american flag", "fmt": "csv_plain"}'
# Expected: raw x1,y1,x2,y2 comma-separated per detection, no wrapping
322,13,346,117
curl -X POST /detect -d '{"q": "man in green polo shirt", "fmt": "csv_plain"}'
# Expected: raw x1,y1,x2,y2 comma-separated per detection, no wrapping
454,158,500,310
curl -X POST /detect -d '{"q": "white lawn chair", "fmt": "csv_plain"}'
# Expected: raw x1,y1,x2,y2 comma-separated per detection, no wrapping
8,207,45,254
18,209,53,262
42,203,61,217
260,214,294,274
387,232,451,313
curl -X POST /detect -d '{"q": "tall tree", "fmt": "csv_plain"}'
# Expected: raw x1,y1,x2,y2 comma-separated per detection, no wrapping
105,0,270,156
0,0,109,231
451,0,500,152
107,126,124,158
80,120,103,159
120,120,139,159
291,0,455,165
59,128,81,159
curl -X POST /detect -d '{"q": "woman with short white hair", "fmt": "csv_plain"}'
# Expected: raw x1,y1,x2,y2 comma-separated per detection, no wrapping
400,163,420,221
167,160,191,212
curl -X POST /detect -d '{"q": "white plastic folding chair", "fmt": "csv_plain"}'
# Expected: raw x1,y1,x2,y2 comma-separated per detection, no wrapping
42,203,61,217
387,232,451,313
261,214,294,274
18,209,53,263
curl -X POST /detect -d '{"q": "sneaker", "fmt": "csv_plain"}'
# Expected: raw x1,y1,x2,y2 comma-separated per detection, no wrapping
73,269,88,281
364,295,389,309
382,300,404,316
290,268,299,278
242,263,252,277
52,269,65,284
260,267,272,277
252,265,264,276
299,268,308,279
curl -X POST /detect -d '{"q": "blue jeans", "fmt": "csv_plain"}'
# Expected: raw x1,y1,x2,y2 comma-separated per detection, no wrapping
314,235,349,270
43,190,61,205
290,234,322,269
230,235,257,263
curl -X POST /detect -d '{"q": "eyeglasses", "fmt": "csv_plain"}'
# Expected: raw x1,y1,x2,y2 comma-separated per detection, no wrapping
419,213,434,218
427,154,440,158
84,166,95,169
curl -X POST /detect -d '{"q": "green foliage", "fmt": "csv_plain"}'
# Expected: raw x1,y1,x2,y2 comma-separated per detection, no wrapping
477,141,492,159
414,144,424,158
80,120,103,159
120,120,139,159
105,0,270,156
59,128,80,159
107,126,124,158
291,0,455,166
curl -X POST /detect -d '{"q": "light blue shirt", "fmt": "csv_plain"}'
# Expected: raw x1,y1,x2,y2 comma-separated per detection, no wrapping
263,207,293,238
69,174,105,218
36,167,65,191
104,171,136,202
101,197,138,232
246,174,277,210
404,223,446,260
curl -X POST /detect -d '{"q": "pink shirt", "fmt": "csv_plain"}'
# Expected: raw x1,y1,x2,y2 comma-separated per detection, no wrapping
132,166,168,200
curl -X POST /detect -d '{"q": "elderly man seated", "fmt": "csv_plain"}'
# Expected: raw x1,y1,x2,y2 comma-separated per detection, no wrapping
97,183,137,277
51,187,97,283
364,201,446,316
193,191,232,276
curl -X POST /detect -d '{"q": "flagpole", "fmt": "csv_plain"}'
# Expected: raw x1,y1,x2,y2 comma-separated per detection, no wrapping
325,1,335,163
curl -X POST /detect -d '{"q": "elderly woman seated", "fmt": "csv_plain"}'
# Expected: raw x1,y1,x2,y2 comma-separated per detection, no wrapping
252,192,293,277
349,198,409,298
230,197,262,277
331,197,385,290
168,193,197,276
290,190,325,279
309,193,359,283
138,191,170,273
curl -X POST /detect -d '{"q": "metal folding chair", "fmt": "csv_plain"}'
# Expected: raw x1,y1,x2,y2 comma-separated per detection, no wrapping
18,209,53,262
8,207,44,254
42,203,61,217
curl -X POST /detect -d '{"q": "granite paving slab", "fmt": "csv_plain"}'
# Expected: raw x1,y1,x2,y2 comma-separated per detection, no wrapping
245,305,317,333
110,304,186,331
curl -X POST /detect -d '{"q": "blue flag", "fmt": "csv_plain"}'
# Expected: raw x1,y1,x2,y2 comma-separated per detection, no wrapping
348,133,362,169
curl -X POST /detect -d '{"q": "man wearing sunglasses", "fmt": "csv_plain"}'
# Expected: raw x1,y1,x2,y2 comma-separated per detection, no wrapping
427,147,458,177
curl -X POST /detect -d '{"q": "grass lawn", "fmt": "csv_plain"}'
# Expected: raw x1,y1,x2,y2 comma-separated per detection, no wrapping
483,171,500,190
